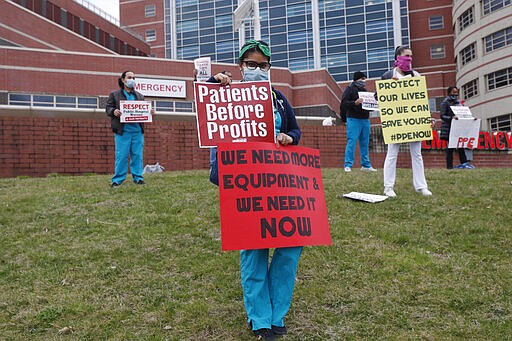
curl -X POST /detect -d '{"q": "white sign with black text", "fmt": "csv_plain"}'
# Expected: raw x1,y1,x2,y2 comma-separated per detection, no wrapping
120,100,152,123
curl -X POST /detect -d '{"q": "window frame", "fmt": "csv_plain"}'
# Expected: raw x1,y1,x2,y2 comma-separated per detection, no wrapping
460,42,476,66
145,29,156,42
430,45,446,59
457,6,474,33
145,4,156,17
429,16,444,30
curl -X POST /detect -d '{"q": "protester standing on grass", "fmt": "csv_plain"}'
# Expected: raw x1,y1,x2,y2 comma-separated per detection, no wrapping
208,40,302,340
341,71,377,173
381,46,432,197
440,86,469,169
106,70,146,187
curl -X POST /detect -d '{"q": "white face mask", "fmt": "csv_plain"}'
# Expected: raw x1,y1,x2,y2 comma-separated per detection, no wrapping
243,67,270,82
125,79,135,88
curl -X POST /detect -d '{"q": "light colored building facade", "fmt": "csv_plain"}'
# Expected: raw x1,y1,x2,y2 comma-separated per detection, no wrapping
453,0,512,131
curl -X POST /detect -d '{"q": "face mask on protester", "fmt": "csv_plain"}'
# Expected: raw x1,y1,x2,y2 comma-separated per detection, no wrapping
125,79,135,88
243,67,269,82
449,94,459,101
355,80,366,88
394,55,412,72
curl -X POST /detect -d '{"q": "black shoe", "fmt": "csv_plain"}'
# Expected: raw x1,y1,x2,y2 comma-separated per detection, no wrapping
135,180,145,185
253,328,276,340
111,182,121,187
271,325,287,336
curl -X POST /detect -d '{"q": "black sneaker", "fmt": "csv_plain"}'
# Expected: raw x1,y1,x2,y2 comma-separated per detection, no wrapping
135,180,145,185
271,325,287,336
253,328,276,340
111,182,121,187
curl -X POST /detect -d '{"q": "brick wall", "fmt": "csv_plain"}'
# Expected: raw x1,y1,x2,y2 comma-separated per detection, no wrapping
0,114,510,178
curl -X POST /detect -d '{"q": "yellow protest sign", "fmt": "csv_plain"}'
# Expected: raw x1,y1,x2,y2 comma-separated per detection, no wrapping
375,76,433,144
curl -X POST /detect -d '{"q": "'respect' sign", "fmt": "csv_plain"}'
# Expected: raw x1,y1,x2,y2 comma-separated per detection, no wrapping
120,100,152,123
194,81,275,147
134,78,186,98
218,142,332,251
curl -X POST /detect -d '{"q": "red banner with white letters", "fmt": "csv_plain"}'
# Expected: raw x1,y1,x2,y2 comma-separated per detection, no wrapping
218,142,332,251
194,81,275,147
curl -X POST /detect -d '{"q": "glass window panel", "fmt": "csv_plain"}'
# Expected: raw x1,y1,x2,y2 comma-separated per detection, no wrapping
155,101,174,111
482,0,511,15
145,4,156,17
458,6,474,32
429,16,444,30
319,0,345,11
177,19,199,33
145,29,156,42
215,14,231,27
9,93,31,105
56,96,76,108
78,97,98,108
462,79,478,99
430,45,446,59
175,101,194,112
33,95,53,107
487,67,512,90
460,43,476,66
484,27,512,52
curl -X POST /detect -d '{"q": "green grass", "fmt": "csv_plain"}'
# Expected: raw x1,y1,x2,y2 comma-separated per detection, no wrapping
0,168,511,340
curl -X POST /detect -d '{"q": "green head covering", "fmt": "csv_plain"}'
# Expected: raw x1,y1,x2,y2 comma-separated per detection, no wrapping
239,40,271,61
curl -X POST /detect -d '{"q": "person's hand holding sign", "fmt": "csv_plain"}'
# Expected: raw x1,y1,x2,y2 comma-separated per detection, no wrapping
277,132,293,145
213,72,232,86
355,98,363,106
114,109,121,117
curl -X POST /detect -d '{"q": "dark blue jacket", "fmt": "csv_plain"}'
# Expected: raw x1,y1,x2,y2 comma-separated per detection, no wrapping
439,96,460,141
340,82,370,120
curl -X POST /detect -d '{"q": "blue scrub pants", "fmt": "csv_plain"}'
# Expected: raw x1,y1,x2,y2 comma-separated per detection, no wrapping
240,246,302,330
112,131,144,184
344,117,372,168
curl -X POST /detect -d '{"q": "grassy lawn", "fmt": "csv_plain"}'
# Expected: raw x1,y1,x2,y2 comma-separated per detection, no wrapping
0,168,511,340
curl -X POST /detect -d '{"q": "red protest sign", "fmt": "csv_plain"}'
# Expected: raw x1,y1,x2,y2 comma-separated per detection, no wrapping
218,142,332,251
194,81,275,147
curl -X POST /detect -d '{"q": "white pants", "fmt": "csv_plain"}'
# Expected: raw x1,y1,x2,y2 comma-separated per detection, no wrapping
383,141,428,190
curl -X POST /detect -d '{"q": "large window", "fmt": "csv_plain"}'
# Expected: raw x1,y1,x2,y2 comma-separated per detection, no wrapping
458,6,474,32
489,114,512,131
215,14,232,27
487,67,512,90
482,0,511,15
177,20,199,33
460,43,476,66
8,94,98,109
145,4,156,17
484,27,512,53
430,45,445,59
319,0,345,11
154,100,194,113
429,16,444,30
145,29,156,42
461,79,478,99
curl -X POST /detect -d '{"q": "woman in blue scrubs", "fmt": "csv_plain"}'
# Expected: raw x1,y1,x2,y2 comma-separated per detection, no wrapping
106,70,146,187
210,40,302,340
